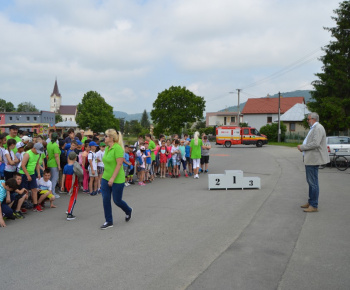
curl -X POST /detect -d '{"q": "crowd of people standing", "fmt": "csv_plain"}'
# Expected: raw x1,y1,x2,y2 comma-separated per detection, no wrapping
0,125,211,229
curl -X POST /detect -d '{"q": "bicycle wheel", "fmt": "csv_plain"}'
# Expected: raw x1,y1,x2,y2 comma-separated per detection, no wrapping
335,156,349,171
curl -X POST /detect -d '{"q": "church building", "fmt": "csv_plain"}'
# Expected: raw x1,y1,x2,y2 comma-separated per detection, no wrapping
50,79,77,122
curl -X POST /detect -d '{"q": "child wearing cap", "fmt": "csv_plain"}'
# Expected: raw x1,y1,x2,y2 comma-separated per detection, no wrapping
96,142,105,193
88,141,98,195
62,151,79,220
15,142,25,173
138,146,146,186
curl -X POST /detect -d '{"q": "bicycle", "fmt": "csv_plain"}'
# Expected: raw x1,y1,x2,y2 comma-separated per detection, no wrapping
319,152,349,171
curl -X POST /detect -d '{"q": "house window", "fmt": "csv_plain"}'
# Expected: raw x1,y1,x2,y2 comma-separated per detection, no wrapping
27,116,30,121
231,116,236,123
267,117,272,123
34,117,37,121
16,116,19,121
224,117,227,125
9,116,12,120
290,123,296,131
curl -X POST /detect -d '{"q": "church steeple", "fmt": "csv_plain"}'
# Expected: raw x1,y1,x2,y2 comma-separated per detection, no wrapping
51,78,61,97
50,78,62,113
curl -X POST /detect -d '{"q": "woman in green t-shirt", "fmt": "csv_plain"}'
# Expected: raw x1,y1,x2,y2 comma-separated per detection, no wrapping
190,131,202,179
100,129,133,230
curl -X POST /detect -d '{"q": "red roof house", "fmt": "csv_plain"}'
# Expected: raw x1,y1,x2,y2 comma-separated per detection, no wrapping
241,97,305,130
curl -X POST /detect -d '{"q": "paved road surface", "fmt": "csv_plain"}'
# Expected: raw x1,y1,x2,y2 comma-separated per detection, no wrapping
1,145,349,290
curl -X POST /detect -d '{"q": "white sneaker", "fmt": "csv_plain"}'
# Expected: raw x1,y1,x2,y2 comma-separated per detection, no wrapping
125,183,129,187
54,194,60,198
195,174,199,179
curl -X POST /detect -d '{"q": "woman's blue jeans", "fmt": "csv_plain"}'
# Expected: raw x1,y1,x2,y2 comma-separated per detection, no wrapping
101,178,132,224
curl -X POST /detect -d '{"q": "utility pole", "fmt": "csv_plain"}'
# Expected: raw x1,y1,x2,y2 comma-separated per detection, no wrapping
278,91,281,142
237,89,241,124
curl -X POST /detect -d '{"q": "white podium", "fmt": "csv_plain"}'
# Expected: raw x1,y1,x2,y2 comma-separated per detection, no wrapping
208,170,261,190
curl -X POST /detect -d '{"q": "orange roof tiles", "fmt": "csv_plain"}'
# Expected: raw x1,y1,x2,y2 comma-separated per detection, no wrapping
241,97,304,114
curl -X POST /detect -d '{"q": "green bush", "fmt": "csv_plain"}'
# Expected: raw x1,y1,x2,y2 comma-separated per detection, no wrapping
260,122,286,142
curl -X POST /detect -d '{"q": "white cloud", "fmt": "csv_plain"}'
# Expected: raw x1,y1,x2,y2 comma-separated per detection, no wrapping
0,0,342,114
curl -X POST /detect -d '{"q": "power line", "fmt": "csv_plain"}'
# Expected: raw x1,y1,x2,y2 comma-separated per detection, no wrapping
241,47,323,90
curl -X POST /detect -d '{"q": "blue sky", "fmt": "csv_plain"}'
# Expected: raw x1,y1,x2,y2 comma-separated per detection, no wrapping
0,0,341,114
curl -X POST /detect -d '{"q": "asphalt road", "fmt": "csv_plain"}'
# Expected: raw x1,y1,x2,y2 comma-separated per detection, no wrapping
1,144,349,290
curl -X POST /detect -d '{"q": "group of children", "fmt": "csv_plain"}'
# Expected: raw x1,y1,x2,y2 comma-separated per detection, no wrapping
123,133,211,186
0,129,211,227
0,128,108,225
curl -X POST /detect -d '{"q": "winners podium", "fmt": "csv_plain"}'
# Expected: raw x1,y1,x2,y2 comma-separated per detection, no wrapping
208,170,261,190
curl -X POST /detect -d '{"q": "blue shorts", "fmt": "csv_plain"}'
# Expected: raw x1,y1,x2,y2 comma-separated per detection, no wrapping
21,174,38,190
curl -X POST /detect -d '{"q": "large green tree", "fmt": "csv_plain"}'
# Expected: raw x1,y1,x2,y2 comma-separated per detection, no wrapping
0,99,15,112
76,91,119,132
151,86,206,134
309,1,350,132
17,101,38,112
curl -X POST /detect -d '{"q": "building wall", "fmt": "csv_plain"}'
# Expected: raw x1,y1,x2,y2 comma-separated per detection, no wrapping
5,113,41,123
0,114,5,125
4,112,55,125
50,94,61,113
284,121,308,134
41,111,56,126
242,114,279,130
62,114,76,122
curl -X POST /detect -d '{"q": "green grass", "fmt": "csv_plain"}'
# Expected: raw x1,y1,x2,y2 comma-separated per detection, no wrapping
267,141,301,147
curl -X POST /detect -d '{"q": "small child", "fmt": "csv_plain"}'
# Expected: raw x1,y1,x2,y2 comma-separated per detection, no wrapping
0,178,19,226
67,141,78,161
159,140,168,178
81,140,90,193
96,142,105,193
13,172,29,214
171,139,181,178
166,139,172,177
37,169,56,209
15,142,25,172
88,141,98,195
144,142,152,183
128,146,135,184
8,173,28,218
179,139,188,177
62,151,79,221
185,140,192,176
4,139,19,180
123,145,132,186
138,146,146,186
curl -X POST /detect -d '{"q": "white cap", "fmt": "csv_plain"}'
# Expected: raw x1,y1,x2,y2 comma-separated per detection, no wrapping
16,142,25,149
22,136,30,142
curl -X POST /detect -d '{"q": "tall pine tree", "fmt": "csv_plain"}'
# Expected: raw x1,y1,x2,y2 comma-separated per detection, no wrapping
309,1,350,133
140,109,150,129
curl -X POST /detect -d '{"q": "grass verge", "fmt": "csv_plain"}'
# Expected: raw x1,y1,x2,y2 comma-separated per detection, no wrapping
267,142,301,147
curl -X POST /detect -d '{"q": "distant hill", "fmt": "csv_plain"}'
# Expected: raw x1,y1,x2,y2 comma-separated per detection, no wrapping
114,111,151,122
218,90,313,112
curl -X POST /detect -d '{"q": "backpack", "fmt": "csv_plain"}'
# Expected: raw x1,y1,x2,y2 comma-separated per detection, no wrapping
60,149,67,168
137,154,143,166
73,161,84,180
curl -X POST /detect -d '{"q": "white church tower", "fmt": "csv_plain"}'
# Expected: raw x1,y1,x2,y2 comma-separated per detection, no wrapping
50,79,62,113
